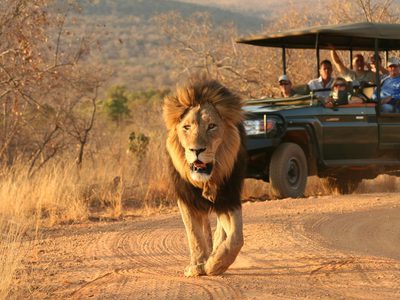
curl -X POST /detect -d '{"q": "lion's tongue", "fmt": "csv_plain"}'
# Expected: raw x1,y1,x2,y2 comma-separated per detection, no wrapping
194,160,206,168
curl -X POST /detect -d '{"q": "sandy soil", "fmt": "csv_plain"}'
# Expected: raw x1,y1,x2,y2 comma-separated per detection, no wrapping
13,193,400,299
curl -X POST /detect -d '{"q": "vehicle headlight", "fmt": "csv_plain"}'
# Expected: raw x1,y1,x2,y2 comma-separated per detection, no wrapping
244,117,277,135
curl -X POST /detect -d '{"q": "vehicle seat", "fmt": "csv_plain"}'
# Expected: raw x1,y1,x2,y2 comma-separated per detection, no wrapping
361,86,375,99
293,84,311,96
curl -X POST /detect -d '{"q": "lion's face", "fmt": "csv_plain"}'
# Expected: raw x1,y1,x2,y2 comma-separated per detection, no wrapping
164,77,244,188
177,103,224,182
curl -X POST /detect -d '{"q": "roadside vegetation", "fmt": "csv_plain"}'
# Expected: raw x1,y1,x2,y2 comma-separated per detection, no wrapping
1,0,400,298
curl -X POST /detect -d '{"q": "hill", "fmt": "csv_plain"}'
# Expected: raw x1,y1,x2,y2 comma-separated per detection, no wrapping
53,0,400,91
65,0,269,90
78,0,265,33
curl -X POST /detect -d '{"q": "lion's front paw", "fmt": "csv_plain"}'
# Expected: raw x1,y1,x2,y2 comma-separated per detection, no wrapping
184,264,205,277
202,182,217,203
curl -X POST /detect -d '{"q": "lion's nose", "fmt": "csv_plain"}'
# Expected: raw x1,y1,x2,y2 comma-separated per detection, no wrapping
189,148,206,156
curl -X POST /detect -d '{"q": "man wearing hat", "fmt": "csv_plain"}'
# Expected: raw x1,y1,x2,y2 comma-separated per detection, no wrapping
278,74,295,98
377,57,400,112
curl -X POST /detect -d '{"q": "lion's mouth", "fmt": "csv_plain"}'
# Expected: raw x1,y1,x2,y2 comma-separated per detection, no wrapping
190,160,213,175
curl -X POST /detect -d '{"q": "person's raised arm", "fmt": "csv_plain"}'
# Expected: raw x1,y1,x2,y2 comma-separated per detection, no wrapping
378,64,389,76
330,49,348,75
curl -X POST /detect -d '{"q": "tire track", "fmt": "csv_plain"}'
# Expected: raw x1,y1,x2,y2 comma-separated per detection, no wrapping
307,257,400,299
305,207,400,260
303,208,400,299
18,195,400,299
71,215,242,299
71,268,241,300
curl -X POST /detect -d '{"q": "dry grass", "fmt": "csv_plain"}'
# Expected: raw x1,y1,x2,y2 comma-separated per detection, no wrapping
0,218,25,299
0,165,90,298
0,132,172,227
17,141,172,223
0,127,172,297
0,166,88,229
358,175,400,193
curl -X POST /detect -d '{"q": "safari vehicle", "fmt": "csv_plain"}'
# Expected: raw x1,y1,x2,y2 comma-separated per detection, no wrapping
237,22,400,198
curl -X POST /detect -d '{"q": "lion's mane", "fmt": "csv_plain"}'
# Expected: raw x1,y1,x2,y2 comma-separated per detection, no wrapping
163,77,247,213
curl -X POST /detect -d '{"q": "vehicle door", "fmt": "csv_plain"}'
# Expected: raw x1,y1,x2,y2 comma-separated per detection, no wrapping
378,113,400,150
319,104,378,160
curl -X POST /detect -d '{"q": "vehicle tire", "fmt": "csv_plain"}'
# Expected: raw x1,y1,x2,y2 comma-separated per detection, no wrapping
322,177,361,194
269,143,308,199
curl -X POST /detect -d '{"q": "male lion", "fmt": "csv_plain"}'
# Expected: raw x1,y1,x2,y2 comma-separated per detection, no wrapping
163,76,246,277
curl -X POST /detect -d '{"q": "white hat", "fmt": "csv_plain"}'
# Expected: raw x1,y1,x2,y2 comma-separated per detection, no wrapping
278,74,290,82
387,57,400,67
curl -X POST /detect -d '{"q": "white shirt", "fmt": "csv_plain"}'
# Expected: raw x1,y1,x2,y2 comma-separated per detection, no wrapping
342,69,376,83
308,77,334,99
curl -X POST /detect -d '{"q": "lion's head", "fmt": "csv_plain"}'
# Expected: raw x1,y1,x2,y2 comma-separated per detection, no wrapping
163,77,244,192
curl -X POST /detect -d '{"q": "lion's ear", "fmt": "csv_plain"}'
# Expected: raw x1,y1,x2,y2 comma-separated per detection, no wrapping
163,95,187,130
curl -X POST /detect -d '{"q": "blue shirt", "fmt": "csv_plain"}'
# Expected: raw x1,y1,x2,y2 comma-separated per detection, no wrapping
373,75,400,103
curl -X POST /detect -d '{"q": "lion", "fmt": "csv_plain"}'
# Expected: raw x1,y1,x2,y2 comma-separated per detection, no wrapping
163,76,247,277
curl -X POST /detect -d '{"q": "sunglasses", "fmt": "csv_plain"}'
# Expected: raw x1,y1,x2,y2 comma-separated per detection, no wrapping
279,81,290,86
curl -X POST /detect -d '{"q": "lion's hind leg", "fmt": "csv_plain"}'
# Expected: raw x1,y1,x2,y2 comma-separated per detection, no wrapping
177,200,212,277
204,208,243,276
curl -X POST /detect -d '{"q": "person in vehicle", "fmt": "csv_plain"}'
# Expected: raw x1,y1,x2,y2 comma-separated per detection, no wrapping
374,57,400,112
308,59,334,100
367,54,388,78
278,74,296,97
325,77,363,107
331,49,375,84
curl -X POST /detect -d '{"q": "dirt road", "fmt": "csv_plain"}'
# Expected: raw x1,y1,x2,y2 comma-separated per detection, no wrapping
15,193,400,299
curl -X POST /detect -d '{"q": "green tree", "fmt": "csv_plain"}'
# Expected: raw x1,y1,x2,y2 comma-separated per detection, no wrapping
103,86,131,123
128,131,150,165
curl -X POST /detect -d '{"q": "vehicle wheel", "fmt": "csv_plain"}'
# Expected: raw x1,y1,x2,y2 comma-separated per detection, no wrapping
322,177,361,194
269,143,307,199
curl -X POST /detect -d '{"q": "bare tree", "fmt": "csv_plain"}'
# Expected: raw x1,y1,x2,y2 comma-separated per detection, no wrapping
155,11,322,98
329,0,400,24
155,12,281,98
63,83,100,168
0,0,106,172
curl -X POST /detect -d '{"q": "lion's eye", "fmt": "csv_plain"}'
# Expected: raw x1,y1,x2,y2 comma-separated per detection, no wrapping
183,125,191,131
208,123,217,130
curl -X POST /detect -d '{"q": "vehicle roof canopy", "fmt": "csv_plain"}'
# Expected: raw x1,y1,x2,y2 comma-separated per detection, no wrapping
237,22,400,51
